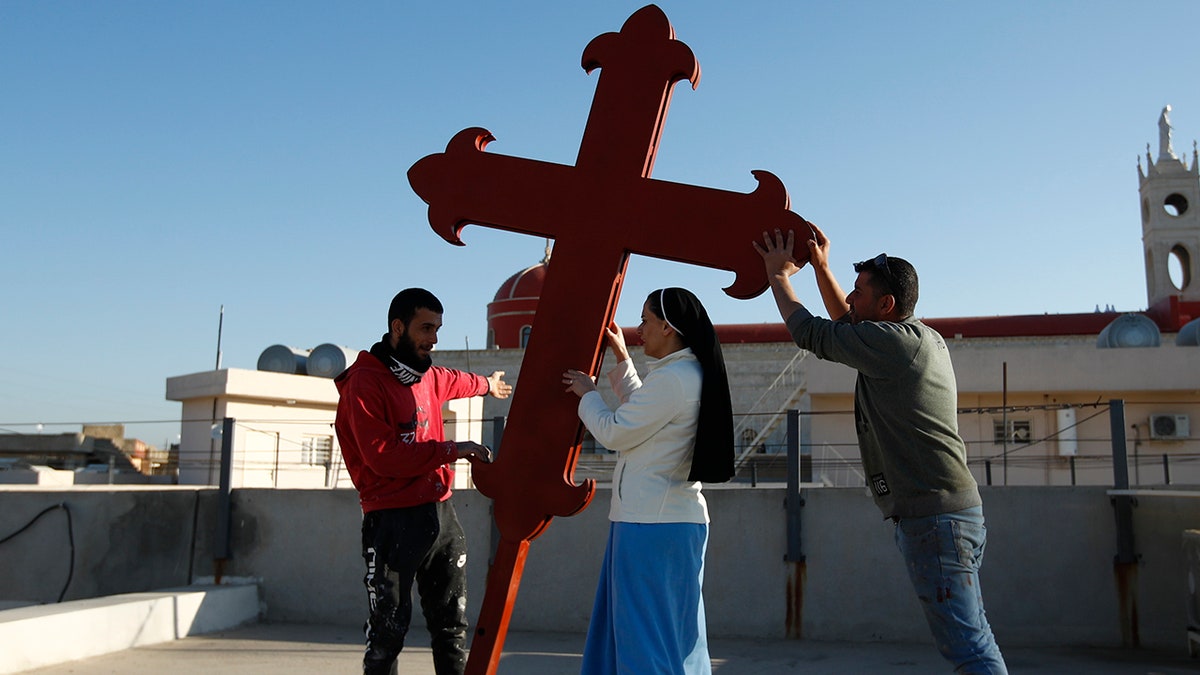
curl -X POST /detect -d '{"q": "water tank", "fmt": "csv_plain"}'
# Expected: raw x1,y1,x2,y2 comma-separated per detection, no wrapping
257,345,310,375
308,343,359,378
1177,317,1200,346
1096,313,1161,348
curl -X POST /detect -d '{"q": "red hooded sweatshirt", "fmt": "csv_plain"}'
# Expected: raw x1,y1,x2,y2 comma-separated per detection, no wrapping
334,350,488,512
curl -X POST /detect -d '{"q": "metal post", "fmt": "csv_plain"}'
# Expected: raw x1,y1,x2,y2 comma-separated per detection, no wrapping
488,416,506,566
1002,362,1008,485
1111,400,1131,492
784,409,805,639
798,396,813,484
984,460,992,486
1163,454,1171,485
490,416,506,459
785,409,803,562
1108,399,1139,647
214,417,234,583
273,432,281,489
1133,427,1141,486
1069,456,1076,486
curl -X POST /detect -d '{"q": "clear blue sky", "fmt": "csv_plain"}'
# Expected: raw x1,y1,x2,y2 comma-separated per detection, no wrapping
3,1,1199,446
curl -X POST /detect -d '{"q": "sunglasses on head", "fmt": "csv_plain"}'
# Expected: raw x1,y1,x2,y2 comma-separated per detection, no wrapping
853,253,896,293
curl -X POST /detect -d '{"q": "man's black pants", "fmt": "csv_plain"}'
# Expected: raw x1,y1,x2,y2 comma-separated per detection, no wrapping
361,500,469,675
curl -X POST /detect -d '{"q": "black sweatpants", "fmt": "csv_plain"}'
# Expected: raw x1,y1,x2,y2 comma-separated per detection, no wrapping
361,500,469,675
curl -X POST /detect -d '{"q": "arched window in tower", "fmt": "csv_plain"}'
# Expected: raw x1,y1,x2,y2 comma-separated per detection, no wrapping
487,328,496,350
1163,193,1189,217
1168,244,1192,291
519,325,532,348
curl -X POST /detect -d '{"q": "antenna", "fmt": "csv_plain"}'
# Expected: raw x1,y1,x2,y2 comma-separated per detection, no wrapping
215,305,225,370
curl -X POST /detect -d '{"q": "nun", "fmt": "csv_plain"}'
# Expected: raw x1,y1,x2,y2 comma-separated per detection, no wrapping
564,287,734,675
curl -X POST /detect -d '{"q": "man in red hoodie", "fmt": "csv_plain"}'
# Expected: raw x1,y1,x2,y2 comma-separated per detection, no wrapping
335,287,512,675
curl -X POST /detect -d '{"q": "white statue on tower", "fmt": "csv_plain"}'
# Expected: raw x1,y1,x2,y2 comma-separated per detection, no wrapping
1158,105,1176,161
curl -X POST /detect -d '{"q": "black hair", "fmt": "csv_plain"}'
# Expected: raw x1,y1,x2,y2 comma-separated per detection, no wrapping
646,288,735,483
881,257,918,317
387,288,443,329
855,256,919,318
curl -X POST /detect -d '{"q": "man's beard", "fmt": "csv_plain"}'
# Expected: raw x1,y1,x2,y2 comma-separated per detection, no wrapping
395,330,433,372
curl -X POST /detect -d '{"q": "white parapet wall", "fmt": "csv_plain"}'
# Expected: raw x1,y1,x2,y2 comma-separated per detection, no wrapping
0,582,260,674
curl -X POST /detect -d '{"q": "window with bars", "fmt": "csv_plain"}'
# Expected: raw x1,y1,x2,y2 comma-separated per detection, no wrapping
301,436,333,466
992,419,1032,445
741,428,766,454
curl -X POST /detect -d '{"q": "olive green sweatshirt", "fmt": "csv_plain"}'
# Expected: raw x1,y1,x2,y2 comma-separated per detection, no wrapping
786,307,981,519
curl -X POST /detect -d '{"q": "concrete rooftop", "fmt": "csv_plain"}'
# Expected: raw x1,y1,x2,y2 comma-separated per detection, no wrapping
16,622,1200,674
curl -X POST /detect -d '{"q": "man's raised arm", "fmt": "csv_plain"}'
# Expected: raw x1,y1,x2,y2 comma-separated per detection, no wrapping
753,228,806,321
805,222,851,320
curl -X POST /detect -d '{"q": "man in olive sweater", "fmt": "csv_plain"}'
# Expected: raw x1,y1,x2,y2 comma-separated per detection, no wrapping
755,226,1007,674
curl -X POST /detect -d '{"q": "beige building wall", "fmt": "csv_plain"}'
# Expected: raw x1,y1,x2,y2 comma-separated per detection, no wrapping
166,330,1198,490
166,368,483,489
167,369,341,487
435,333,1200,488
948,336,1199,486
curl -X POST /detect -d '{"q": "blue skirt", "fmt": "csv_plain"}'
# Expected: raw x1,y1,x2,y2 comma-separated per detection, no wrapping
580,522,710,675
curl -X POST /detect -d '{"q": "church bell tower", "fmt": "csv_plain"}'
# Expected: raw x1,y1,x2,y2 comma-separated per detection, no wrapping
1138,105,1200,311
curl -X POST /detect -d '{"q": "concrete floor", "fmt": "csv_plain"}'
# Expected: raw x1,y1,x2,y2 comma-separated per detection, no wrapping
17,622,1200,674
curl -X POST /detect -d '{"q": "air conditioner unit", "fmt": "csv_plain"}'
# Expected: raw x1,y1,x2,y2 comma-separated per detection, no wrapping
1149,414,1190,440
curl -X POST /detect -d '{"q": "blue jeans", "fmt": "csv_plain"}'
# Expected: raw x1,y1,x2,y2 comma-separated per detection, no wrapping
894,506,1008,674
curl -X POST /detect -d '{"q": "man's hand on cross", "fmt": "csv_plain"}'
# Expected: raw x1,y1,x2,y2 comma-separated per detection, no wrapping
754,228,805,279
456,441,494,464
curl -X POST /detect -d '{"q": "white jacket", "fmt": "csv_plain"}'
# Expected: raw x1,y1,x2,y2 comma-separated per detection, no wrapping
577,349,708,524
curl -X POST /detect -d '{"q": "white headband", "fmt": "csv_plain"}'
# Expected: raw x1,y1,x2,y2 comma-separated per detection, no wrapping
660,289,684,336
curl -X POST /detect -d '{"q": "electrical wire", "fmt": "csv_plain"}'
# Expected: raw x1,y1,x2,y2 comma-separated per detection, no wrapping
0,502,74,603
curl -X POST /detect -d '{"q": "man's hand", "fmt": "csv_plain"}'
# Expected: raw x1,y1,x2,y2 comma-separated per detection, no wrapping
802,221,852,320
806,221,832,272
456,441,494,463
487,371,513,399
753,228,807,321
753,228,804,278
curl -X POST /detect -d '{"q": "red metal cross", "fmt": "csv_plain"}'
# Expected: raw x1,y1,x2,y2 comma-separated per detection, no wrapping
408,6,812,673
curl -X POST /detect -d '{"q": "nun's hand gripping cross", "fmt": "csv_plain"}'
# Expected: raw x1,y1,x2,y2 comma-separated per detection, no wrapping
407,6,812,673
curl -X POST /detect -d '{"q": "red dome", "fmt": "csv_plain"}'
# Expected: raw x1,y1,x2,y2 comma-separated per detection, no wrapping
493,262,547,302
488,246,551,348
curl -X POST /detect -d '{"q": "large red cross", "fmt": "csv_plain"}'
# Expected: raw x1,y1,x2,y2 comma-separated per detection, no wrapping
408,5,812,673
